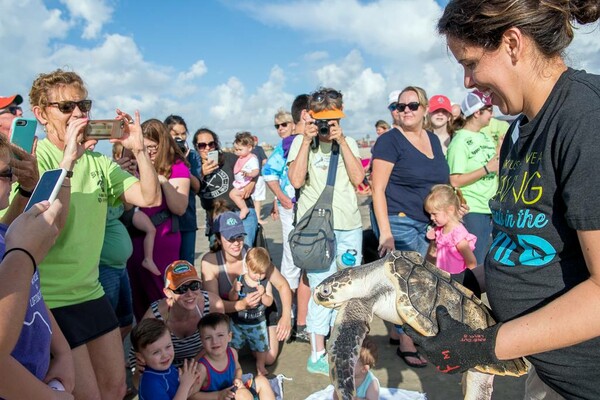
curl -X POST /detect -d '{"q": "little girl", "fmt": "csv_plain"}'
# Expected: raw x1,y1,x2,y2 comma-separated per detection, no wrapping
424,184,477,274
333,337,380,400
229,131,259,220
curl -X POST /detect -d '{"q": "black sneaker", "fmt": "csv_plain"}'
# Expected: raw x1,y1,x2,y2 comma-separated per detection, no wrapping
295,325,310,343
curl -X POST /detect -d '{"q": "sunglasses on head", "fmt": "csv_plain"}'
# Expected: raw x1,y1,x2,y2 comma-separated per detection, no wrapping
0,106,22,116
196,141,216,150
0,167,13,180
311,90,342,104
48,100,93,113
172,280,201,295
274,122,291,129
394,102,420,112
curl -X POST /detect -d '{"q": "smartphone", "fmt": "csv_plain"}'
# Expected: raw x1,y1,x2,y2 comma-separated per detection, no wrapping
207,150,219,163
24,168,67,212
10,118,37,153
84,119,125,140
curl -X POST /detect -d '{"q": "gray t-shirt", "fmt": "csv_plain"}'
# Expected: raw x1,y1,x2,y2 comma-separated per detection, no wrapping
486,68,600,399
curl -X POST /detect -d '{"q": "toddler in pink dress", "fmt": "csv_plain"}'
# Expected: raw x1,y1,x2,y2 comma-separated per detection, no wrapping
230,132,259,219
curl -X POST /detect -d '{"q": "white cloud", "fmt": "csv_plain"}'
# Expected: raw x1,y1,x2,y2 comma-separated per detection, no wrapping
178,60,208,82
59,0,113,39
304,51,329,62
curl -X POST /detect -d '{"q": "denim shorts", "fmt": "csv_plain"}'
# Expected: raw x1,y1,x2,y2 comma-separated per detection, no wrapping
388,213,429,257
98,265,133,327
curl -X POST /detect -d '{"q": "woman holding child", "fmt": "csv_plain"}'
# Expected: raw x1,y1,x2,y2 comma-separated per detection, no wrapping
127,119,190,321
201,211,293,372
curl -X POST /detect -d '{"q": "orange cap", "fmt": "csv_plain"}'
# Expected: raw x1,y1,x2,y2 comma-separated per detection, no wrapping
309,108,345,120
164,260,201,290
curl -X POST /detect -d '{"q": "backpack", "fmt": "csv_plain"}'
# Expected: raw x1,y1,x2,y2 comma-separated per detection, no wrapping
288,142,339,271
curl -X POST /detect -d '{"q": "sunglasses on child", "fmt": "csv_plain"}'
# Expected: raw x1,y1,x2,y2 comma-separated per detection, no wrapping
0,106,22,116
172,280,201,295
48,100,93,113
274,122,291,129
311,90,342,104
195,141,216,150
393,102,420,112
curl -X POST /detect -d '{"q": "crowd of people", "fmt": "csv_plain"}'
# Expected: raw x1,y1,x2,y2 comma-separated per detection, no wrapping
1,0,600,399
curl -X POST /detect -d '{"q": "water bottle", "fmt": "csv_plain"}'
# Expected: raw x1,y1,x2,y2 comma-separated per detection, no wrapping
337,249,358,270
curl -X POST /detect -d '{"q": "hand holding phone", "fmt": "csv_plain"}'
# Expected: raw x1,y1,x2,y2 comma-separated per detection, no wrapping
10,118,37,153
24,169,67,212
207,150,219,164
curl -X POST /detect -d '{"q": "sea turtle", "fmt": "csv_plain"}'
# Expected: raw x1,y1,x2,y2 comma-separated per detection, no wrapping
314,250,528,400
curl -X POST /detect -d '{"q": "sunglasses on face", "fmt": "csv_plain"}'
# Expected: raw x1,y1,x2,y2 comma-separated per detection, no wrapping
388,102,398,112
47,100,93,113
311,90,342,104
394,102,421,112
196,141,216,150
274,122,291,129
0,167,13,180
172,280,201,295
0,106,22,116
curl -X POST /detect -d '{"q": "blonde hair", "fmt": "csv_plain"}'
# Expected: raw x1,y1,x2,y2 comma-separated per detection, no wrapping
399,86,429,110
424,184,466,216
245,247,272,275
359,337,378,368
274,109,293,123
29,69,88,109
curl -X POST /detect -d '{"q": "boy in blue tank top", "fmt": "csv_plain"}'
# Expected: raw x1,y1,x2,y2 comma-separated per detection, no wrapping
131,319,199,400
194,313,275,400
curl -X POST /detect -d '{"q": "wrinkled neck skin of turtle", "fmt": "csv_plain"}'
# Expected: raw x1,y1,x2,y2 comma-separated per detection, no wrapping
372,289,403,325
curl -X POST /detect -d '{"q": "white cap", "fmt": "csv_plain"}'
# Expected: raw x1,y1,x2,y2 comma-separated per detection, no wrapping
460,92,486,118
388,90,401,106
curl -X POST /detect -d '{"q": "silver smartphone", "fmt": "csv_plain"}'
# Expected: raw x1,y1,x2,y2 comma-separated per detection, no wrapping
84,119,125,140
207,150,219,163
24,168,67,211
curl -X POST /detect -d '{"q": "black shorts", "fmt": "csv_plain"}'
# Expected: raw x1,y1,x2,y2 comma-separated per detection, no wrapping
51,296,119,349
266,286,282,327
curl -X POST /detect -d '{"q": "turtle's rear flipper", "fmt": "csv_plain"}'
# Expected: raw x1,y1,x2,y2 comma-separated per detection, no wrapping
328,298,374,400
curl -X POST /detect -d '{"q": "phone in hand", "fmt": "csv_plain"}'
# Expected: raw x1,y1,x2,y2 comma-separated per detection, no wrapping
84,119,125,140
24,168,67,212
10,118,37,153
207,150,219,163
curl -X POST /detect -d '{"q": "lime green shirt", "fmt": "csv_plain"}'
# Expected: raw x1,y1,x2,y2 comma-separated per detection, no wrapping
480,117,509,148
446,129,498,214
35,139,138,308
287,136,362,230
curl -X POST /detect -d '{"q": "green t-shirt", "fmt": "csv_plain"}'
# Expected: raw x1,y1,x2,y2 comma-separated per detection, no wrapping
99,205,133,269
446,129,498,214
35,139,138,308
287,136,362,230
480,117,509,148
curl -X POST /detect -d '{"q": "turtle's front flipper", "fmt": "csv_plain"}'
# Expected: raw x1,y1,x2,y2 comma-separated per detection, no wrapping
328,298,374,400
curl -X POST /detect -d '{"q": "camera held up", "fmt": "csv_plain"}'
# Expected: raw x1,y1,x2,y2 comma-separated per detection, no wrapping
315,119,331,136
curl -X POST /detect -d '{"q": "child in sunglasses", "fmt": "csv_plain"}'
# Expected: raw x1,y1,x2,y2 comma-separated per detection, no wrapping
227,247,274,376
229,132,259,220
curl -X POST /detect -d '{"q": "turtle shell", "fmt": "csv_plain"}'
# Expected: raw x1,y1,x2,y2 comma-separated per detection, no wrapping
386,251,528,377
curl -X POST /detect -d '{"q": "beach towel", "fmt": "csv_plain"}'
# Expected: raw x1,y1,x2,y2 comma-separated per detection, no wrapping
305,384,427,400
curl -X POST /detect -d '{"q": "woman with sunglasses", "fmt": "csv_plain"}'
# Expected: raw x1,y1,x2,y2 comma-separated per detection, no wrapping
28,69,161,399
194,128,258,247
128,260,224,384
126,119,190,322
201,210,293,370
446,91,498,266
404,1,600,398
371,86,450,368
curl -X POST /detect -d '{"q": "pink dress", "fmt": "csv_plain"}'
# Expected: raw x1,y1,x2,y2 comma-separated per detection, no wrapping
127,159,190,320
434,224,477,274
232,154,259,190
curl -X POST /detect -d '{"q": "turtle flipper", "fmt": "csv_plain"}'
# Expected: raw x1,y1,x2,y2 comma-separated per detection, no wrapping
328,298,374,400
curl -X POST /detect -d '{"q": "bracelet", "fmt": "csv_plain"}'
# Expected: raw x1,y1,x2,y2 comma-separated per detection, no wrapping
61,183,72,188
3,247,37,273
483,165,489,175
17,186,33,198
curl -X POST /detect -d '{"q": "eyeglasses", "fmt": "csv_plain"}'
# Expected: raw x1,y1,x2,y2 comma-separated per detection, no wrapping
196,141,216,150
228,235,245,242
0,106,22,116
311,90,342,104
394,102,421,112
172,280,201,295
481,106,493,113
47,100,93,113
274,122,291,129
0,167,12,180
145,144,158,152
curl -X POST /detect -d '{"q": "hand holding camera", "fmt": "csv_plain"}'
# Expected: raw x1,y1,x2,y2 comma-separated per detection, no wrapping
314,119,344,143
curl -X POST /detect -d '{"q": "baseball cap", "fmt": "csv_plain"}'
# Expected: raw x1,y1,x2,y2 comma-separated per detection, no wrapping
388,90,401,106
309,108,345,120
461,91,490,118
472,89,492,106
428,95,453,114
213,211,246,240
0,94,23,109
164,260,201,290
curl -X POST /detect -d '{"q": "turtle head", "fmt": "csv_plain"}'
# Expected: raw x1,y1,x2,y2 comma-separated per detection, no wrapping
314,259,385,308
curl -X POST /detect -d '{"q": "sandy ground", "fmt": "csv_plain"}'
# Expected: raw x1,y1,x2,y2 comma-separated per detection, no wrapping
130,188,527,399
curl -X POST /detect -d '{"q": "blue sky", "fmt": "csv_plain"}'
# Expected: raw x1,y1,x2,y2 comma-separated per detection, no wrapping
2,0,600,154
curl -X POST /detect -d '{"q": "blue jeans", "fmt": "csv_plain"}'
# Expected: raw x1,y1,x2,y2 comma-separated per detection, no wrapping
463,212,492,265
306,228,363,336
238,208,257,247
372,213,429,257
179,230,197,265
98,265,133,327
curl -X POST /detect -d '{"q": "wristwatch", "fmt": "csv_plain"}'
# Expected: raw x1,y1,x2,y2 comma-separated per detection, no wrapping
65,170,73,178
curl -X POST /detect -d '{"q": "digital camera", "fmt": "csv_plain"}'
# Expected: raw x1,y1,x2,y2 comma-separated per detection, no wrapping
315,119,331,136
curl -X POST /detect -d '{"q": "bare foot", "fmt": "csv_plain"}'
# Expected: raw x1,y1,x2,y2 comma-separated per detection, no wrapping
142,258,161,276
239,208,249,220
256,364,268,376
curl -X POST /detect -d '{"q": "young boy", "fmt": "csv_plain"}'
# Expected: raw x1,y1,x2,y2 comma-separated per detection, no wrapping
228,247,274,375
229,132,259,220
131,319,199,400
192,313,275,400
